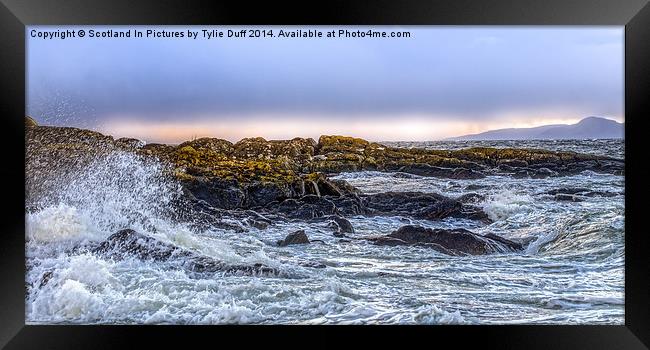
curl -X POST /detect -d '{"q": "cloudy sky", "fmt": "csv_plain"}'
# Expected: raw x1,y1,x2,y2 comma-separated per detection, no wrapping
27,26,623,143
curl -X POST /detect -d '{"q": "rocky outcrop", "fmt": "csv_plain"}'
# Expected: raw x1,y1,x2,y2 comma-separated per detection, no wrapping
327,215,355,236
541,187,620,202
25,118,624,214
361,192,491,223
277,230,310,246
93,229,278,275
398,163,485,179
369,225,523,255
310,135,623,177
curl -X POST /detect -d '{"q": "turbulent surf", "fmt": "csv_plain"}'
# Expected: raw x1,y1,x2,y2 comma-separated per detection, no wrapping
25,119,624,324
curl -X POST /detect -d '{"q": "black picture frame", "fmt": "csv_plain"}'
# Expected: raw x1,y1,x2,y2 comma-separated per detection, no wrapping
1,0,649,348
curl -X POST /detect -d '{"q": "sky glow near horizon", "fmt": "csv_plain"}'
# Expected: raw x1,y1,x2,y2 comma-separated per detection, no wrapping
27,26,623,143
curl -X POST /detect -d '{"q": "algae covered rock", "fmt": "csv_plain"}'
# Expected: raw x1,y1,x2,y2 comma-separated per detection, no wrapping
317,135,369,155
370,225,523,255
26,120,624,215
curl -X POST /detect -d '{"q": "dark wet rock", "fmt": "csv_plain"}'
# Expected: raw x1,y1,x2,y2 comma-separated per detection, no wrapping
464,184,489,191
510,169,528,178
268,195,339,220
39,271,53,287
181,177,246,210
247,219,270,230
361,192,491,223
277,230,310,246
246,181,293,207
452,168,486,179
554,194,583,202
369,225,523,255
542,187,620,201
530,167,558,179
498,159,529,167
392,172,418,179
482,233,525,251
299,261,327,268
166,197,247,233
456,193,485,204
586,191,619,198
544,187,591,195
328,215,355,234
93,229,278,275
398,163,485,179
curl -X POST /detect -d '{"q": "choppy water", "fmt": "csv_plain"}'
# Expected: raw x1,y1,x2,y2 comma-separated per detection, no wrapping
25,140,624,324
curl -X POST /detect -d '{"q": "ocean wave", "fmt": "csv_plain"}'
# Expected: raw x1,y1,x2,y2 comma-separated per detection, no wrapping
482,190,534,222
25,143,625,324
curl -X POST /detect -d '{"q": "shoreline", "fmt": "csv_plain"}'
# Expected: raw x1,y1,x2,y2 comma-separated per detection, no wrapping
24,116,625,324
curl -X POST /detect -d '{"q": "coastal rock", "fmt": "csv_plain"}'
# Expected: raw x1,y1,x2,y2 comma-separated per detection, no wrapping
246,181,293,208
268,195,339,220
370,225,523,255
554,194,583,202
93,229,278,275
232,137,316,170
543,187,619,197
326,215,355,236
331,215,355,233
247,219,270,230
361,192,491,223
179,137,234,157
465,184,489,191
26,122,624,219
181,177,247,210
541,187,620,202
398,163,485,179
115,137,145,149
277,230,310,246
456,193,485,204
317,135,369,155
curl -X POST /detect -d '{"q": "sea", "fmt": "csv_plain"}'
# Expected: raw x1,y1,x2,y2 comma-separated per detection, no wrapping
25,139,625,324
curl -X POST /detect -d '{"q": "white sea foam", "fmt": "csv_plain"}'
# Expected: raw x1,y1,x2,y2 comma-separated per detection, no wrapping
413,305,468,324
62,254,120,290
49,279,105,320
482,190,534,221
26,203,97,243
30,151,182,239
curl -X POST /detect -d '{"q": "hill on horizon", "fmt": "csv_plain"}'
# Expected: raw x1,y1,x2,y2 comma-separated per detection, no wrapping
445,117,624,141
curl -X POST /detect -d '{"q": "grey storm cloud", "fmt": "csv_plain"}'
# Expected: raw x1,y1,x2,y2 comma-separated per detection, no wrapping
27,26,623,127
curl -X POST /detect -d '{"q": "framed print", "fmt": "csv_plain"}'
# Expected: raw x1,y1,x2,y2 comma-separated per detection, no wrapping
1,0,649,348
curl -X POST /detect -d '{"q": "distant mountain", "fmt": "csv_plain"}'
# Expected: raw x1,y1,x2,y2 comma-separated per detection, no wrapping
446,117,624,141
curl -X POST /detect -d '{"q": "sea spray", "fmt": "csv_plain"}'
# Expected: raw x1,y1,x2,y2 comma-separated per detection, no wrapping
28,151,182,241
